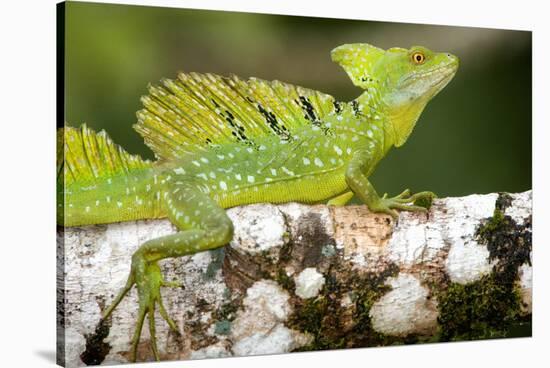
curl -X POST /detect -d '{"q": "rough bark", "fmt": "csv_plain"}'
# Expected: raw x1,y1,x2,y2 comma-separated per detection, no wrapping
57,191,532,367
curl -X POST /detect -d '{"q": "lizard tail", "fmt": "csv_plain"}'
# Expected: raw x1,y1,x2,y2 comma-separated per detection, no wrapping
57,124,152,189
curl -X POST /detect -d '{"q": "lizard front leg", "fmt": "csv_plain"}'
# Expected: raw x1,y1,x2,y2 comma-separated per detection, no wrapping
102,181,233,362
345,149,435,218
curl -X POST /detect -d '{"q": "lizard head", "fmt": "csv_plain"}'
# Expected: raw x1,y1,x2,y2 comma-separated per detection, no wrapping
331,43,459,147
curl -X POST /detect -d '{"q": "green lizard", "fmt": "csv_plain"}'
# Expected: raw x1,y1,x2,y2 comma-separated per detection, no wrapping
58,43,458,361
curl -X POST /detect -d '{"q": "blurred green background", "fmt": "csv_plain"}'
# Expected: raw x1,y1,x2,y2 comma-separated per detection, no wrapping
63,1,532,198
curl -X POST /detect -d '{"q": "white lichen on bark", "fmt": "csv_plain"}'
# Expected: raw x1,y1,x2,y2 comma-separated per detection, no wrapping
57,191,532,367
369,273,438,336
294,268,326,299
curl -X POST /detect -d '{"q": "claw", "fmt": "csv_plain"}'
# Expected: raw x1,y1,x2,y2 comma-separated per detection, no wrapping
102,255,181,363
371,189,434,218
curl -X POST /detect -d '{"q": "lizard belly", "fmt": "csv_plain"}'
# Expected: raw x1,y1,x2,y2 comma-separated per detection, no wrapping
214,170,349,208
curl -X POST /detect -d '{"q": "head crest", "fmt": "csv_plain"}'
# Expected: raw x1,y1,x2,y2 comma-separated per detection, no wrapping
331,43,385,88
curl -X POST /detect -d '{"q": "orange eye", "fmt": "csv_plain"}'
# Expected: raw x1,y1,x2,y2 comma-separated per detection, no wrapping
411,52,425,64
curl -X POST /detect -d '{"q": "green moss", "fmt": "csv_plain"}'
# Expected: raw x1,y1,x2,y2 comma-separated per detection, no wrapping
476,194,531,277
213,300,239,322
275,268,296,293
438,193,531,341
289,263,401,351
437,273,523,341
413,193,435,210
476,207,505,238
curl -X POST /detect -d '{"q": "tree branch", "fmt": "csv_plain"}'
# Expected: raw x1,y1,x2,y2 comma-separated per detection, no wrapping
57,191,532,366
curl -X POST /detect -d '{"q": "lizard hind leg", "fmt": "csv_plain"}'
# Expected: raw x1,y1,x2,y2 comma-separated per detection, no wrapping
327,191,354,206
102,183,233,362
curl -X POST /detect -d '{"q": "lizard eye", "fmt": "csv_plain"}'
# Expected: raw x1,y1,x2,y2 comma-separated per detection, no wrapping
411,52,425,64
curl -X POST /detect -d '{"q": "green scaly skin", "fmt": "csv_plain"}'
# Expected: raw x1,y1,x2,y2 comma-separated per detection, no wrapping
60,43,458,361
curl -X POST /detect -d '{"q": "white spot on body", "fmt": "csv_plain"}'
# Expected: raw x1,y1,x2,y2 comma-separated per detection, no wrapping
173,167,186,175
281,167,294,176
314,158,324,167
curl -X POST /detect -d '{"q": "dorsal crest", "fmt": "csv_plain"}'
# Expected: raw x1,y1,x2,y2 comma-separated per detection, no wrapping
59,124,151,186
331,43,385,89
135,73,337,161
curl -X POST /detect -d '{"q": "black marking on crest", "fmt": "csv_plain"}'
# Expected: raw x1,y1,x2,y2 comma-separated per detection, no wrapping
296,95,321,126
333,101,342,114
351,100,362,116
257,103,291,141
221,109,254,146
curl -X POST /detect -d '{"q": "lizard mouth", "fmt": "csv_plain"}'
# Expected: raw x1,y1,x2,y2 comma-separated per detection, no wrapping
402,61,458,87
399,59,458,100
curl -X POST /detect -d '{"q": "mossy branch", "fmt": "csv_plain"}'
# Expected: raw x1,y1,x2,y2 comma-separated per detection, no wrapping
57,191,531,366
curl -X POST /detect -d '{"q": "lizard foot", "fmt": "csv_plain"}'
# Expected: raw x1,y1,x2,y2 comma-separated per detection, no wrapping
372,189,436,219
102,253,182,362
